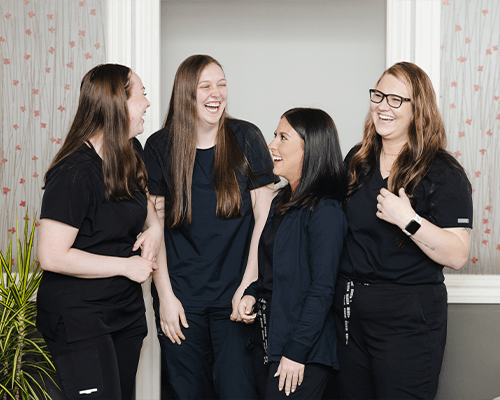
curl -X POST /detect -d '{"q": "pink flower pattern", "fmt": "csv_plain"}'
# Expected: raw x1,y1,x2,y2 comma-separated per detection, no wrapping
442,1,500,273
0,0,105,251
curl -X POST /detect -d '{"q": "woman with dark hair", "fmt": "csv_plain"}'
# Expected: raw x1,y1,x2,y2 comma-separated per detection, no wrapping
145,54,276,399
333,62,473,399
238,107,347,399
37,63,160,400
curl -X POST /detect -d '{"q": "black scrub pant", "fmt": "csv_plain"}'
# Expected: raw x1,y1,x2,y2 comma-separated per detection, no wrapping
333,279,447,400
43,315,147,400
153,300,258,399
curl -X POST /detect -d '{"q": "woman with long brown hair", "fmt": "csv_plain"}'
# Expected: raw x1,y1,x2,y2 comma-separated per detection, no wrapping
37,63,161,399
333,62,473,399
145,54,275,399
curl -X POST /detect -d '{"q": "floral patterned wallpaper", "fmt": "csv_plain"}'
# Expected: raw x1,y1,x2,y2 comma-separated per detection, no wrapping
1,0,499,275
441,0,500,274
0,0,106,256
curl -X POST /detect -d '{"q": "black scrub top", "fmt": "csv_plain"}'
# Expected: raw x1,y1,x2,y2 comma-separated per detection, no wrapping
256,211,286,301
340,146,473,285
145,118,276,307
37,139,147,342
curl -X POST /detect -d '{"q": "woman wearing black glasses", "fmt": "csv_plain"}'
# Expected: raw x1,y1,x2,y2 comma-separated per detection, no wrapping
333,62,473,400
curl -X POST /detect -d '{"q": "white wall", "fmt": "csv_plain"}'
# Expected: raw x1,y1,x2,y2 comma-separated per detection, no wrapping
159,0,386,155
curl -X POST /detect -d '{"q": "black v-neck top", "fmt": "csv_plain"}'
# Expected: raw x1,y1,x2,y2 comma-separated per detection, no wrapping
145,118,277,307
37,139,147,342
339,146,473,284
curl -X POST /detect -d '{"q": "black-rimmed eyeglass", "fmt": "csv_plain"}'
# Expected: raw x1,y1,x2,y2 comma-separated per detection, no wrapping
369,89,411,109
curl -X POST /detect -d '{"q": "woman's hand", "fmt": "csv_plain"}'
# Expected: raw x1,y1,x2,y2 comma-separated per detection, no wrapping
158,293,189,345
377,187,471,269
133,222,163,262
230,284,247,321
125,256,157,283
376,187,415,229
237,295,256,324
275,356,305,396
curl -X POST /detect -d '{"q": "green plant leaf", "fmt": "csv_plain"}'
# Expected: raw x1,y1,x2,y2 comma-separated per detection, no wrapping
1,215,58,399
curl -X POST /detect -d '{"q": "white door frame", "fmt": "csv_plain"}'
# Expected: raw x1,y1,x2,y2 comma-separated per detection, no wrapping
106,1,161,399
105,0,500,397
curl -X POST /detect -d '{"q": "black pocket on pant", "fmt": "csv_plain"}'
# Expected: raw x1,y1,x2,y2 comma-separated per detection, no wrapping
56,349,104,398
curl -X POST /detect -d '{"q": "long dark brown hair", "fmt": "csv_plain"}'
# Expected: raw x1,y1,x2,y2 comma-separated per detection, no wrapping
44,64,147,200
348,62,450,200
163,54,248,228
274,108,346,214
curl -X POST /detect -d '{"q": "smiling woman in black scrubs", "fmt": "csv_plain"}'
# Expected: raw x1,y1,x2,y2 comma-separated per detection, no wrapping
238,108,347,399
333,62,473,400
145,54,275,399
37,64,161,400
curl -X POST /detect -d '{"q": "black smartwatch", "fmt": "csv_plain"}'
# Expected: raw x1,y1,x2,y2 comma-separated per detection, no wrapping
403,214,422,236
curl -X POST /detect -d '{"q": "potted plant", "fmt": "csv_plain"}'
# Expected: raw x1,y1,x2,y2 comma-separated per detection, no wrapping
0,216,57,399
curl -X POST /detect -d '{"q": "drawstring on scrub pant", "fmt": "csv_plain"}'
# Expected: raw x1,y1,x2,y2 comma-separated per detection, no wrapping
257,298,269,365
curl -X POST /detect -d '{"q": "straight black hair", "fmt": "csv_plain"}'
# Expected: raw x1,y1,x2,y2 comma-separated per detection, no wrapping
274,107,347,213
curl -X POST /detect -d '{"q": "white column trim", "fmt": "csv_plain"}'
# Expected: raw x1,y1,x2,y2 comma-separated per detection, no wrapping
386,0,441,100
132,0,162,147
386,0,413,68
107,1,161,399
415,0,441,101
445,275,500,304
106,0,132,66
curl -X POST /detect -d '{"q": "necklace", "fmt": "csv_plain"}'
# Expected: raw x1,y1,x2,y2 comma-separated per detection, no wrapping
381,149,398,173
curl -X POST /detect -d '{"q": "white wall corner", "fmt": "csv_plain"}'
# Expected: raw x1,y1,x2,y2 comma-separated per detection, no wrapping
106,1,161,399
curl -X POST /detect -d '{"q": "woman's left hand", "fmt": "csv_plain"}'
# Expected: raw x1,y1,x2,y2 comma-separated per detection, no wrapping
133,223,163,262
275,356,305,396
376,188,415,229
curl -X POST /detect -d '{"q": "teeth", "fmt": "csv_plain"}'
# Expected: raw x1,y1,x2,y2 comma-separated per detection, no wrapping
380,115,394,121
273,156,282,161
206,102,219,108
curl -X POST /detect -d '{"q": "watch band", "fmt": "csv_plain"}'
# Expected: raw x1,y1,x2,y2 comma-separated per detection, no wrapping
403,213,422,236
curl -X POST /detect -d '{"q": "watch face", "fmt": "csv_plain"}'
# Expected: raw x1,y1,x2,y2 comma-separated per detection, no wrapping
405,220,421,235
